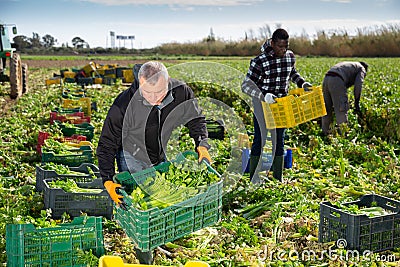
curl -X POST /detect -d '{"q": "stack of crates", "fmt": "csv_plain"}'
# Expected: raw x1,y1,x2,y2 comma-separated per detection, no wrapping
46,63,135,86
51,86,95,142
113,151,223,252
6,216,105,267
262,86,326,129
39,126,94,166
35,80,111,219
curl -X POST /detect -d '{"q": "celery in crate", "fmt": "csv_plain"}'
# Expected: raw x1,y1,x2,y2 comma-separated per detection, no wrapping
42,139,81,154
43,162,87,176
48,179,103,193
128,154,220,210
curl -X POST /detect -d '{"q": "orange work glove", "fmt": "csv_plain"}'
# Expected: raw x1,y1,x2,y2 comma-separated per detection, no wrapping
197,146,212,164
104,180,128,210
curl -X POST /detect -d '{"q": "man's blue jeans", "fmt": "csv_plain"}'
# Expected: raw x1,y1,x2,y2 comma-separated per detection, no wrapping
116,150,148,174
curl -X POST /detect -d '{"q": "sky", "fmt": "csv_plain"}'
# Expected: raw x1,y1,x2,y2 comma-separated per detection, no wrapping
1,0,399,49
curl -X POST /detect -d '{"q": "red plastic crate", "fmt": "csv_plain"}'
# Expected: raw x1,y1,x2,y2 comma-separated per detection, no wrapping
50,111,91,125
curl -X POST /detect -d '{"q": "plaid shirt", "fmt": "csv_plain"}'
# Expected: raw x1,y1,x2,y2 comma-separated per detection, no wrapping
242,45,305,100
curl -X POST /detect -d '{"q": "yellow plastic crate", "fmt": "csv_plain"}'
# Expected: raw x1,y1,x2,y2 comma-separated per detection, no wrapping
94,77,103,84
99,256,210,267
62,97,92,116
81,62,99,76
63,140,93,148
123,69,134,83
262,95,297,129
45,78,62,86
63,71,76,78
262,86,326,129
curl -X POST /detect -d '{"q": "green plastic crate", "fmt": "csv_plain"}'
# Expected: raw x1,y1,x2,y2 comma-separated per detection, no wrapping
36,163,100,192
113,151,222,252
55,121,95,141
6,216,105,267
43,178,113,219
115,180,222,252
61,87,86,99
41,147,94,167
54,107,82,114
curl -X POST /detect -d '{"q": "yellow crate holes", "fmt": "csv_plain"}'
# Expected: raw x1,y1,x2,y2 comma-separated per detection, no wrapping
262,86,326,129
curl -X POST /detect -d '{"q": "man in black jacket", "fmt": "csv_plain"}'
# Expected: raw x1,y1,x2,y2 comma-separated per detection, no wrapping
96,61,211,264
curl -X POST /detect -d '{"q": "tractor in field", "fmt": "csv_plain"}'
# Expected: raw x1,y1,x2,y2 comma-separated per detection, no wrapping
0,22,28,99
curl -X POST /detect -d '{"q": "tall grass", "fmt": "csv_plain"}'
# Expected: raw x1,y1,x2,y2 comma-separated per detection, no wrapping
158,24,400,57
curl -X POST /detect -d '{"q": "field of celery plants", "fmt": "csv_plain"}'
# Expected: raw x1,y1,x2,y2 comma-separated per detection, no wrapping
0,57,399,266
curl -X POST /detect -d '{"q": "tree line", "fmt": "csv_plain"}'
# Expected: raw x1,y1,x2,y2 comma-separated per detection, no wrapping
13,23,400,57
13,33,89,50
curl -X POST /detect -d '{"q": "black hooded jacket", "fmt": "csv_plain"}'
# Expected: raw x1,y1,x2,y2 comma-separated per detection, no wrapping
96,78,209,182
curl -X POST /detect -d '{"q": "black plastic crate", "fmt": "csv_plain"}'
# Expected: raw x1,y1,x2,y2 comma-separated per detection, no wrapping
319,194,400,252
43,178,113,219
76,77,93,85
102,77,116,85
36,163,100,192
116,67,130,78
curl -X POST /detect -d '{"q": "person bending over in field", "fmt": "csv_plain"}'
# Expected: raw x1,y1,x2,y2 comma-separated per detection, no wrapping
321,61,368,135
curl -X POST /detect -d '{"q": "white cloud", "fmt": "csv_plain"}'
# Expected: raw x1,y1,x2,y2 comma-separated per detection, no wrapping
80,0,262,6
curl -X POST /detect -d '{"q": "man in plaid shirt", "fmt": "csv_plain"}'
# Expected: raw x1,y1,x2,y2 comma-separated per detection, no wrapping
242,28,312,182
